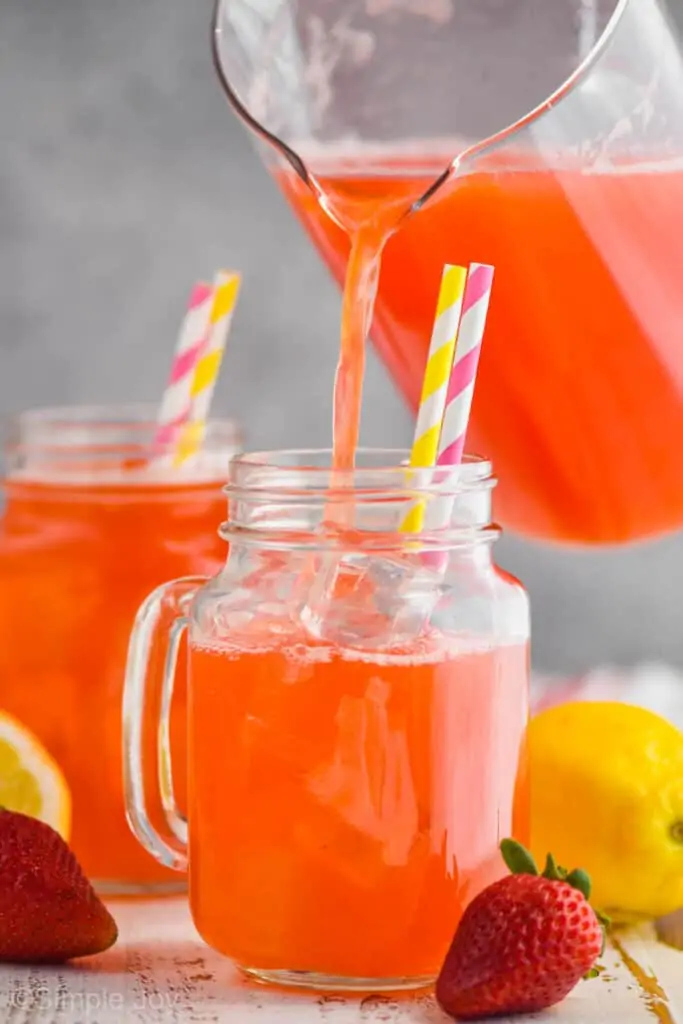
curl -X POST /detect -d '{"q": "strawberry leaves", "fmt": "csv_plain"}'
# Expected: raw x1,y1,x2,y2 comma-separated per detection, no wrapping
500,838,539,876
500,839,593,900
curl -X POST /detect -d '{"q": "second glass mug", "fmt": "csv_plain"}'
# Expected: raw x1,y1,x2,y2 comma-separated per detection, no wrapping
0,405,241,895
124,448,530,989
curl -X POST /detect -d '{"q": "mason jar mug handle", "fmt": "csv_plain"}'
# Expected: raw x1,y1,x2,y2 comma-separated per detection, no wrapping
122,576,207,872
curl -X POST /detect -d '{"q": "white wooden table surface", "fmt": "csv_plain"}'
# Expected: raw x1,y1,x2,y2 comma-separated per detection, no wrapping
0,899,681,1023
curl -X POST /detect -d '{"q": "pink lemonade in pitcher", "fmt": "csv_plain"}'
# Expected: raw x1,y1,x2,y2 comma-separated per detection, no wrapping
210,0,683,547
280,157,683,544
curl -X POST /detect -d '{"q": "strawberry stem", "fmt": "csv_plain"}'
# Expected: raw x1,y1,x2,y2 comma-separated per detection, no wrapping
542,852,566,882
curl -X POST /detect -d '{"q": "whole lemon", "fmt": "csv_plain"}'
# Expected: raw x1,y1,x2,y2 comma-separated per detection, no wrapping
529,700,683,923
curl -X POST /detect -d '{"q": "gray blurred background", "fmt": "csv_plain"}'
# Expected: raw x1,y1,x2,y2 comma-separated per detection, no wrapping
2,0,682,674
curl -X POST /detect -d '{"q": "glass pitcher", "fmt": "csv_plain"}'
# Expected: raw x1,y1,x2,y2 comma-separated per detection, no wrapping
124,448,529,989
213,0,683,546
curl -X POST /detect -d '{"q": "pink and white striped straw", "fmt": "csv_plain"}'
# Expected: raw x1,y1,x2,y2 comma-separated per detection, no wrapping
412,263,493,571
387,263,494,639
154,281,214,451
436,263,494,469
172,270,241,466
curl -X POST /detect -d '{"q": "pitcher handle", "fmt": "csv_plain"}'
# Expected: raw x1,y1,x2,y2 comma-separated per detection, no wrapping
122,576,206,872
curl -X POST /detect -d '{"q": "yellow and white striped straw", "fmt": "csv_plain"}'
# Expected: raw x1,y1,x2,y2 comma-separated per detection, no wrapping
173,269,241,466
400,264,467,533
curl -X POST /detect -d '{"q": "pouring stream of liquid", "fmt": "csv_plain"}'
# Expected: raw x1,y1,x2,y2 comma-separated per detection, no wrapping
322,178,430,471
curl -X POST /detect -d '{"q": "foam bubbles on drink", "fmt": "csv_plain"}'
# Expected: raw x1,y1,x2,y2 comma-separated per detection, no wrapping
191,632,501,667
8,449,233,488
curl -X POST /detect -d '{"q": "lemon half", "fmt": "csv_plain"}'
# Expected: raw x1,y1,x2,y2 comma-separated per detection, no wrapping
0,710,71,840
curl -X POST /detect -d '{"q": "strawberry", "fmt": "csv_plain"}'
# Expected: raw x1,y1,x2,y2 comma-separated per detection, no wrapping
435,839,605,1021
0,808,118,963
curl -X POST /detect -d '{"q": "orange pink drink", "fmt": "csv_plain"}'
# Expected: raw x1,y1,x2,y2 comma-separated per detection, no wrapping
281,161,683,544
188,633,529,983
0,408,238,892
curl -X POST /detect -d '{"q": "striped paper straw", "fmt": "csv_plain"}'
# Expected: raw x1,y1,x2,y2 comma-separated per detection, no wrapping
154,281,214,450
400,264,467,533
173,269,241,466
437,263,494,470
419,262,493,561
409,265,468,469
398,262,493,550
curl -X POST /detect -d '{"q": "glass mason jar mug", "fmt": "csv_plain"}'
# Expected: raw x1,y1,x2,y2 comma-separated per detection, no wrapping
0,405,241,895
124,449,530,990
